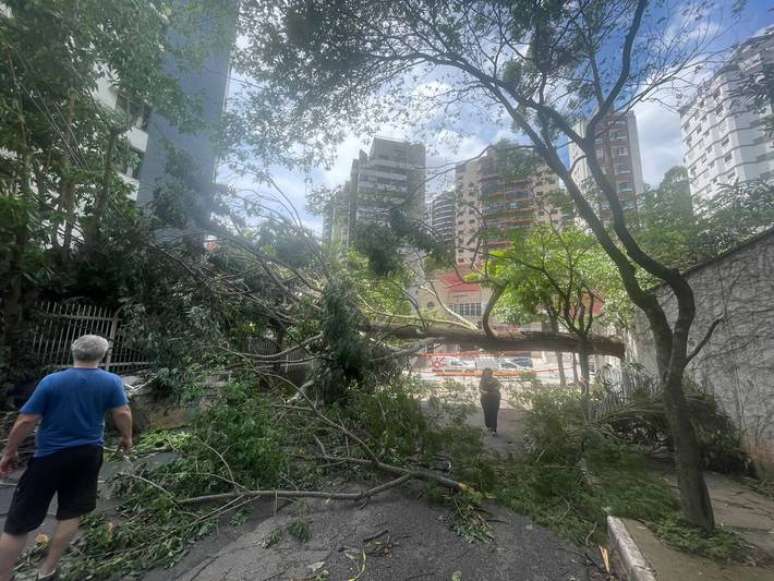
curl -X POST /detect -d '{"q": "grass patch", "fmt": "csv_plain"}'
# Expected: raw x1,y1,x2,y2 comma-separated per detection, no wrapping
494,460,603,544
656,515,749,562
584,436,678,523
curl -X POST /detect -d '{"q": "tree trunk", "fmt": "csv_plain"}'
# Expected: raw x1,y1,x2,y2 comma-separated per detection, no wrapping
88,128,118,243
577,339,591,420
59,92,77,256
654,330,715,531
571,353,579,386
549,318,567,388
556,353,567,388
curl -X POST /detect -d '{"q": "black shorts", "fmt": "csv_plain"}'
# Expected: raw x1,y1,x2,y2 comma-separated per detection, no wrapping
4,445,103,535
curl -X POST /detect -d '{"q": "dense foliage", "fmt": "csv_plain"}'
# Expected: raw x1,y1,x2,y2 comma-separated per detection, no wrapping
637,167,774,270
0,0,233,386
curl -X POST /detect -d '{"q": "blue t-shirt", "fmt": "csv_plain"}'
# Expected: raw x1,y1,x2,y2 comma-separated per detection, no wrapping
21,368,128,457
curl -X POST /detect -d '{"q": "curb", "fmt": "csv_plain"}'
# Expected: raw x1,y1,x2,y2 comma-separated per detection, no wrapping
607,516,657,581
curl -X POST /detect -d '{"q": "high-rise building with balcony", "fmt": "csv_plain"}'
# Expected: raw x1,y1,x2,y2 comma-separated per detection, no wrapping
324,137,426,246
680,26,774,200
428,191,456,253
454,146,563,265
569,110,644,220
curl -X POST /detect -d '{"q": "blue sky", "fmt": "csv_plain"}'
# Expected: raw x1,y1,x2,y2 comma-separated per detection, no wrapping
218,1,773,234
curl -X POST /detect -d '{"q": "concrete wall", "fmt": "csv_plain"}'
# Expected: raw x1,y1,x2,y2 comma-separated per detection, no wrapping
628,230,774,476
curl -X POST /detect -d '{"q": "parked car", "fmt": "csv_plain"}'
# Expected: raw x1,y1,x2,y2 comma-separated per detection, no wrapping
504,356,533,368
475,356,499,370
442,358,476,372
499,360,530,371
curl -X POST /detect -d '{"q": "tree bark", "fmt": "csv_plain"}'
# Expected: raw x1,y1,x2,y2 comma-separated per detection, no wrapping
556,354,567,388
654,327,715,531
59,92,77,256
88,128,119,243
577,338,591,420
366,323,625,358
549,317,567,388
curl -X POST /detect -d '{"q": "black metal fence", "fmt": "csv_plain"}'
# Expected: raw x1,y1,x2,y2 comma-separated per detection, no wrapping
30,302,148,373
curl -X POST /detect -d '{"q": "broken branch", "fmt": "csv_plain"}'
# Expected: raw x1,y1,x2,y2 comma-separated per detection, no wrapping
178,473,413,505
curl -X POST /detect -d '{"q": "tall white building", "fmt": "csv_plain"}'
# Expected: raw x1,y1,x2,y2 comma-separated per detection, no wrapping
94,77,151,198
680,26,774,200
569,110,644,220
428,190,456,253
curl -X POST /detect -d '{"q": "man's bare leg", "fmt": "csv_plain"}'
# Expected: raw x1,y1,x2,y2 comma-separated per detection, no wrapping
38,518,79,578
0,531,28,581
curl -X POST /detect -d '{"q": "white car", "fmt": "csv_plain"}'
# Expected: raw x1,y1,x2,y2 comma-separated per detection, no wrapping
442,358,476,372
498,360,530,371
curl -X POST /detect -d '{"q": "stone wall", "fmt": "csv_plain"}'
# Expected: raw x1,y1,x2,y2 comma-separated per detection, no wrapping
628,229,774,476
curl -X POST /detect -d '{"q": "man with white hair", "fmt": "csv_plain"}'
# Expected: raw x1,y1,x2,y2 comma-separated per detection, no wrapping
0,334,133,581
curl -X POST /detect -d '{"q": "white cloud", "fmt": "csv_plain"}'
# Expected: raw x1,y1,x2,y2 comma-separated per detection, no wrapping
318,133,367,188
632,99,684,188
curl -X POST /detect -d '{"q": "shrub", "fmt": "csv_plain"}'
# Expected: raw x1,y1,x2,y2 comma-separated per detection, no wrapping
519,386,585,463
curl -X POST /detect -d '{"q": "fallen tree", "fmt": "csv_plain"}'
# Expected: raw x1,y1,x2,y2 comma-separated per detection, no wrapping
367,323,625,359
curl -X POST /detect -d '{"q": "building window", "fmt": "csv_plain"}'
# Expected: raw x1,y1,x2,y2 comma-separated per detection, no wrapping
451,303,482,317
615,146,628,156
724,153,732,163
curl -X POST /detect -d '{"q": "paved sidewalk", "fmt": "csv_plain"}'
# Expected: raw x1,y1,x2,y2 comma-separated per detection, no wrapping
619,471,774,580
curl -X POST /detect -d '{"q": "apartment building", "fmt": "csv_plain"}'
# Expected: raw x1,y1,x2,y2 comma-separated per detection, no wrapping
428,190,457,253
324,138,426,246
91,8,231,205
680,26,774,200
569,110,644,219
454,146,564,265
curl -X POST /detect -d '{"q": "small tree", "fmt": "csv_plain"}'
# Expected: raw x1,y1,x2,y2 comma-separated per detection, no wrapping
487,225,625,411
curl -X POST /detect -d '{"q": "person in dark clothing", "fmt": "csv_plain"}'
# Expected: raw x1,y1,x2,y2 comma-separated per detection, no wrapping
478,368,501,435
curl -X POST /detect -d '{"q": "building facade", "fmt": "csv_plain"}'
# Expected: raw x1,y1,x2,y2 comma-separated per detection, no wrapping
569,110,644,220
454,146,564,265
428,191,456,253
324,138,426,246
680,26,774,200
92,5,232,207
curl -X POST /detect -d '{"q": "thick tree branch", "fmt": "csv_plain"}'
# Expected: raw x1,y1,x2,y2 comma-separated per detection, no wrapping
367,323,624,358
686,317,724,365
